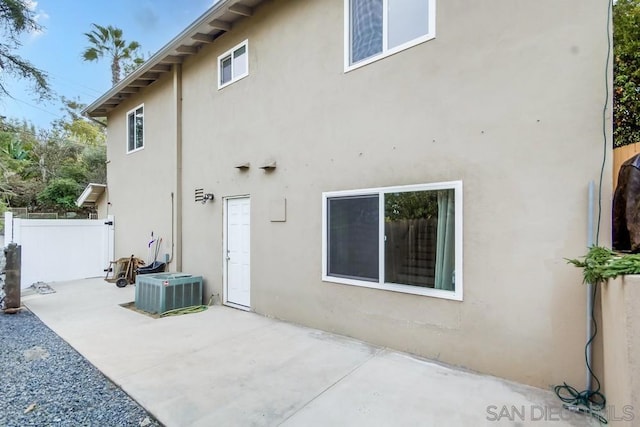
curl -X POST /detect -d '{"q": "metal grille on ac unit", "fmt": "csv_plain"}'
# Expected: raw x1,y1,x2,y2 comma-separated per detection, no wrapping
135,273,203,314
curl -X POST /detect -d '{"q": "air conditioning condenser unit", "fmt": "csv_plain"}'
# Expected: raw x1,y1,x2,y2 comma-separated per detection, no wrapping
135,273,203,315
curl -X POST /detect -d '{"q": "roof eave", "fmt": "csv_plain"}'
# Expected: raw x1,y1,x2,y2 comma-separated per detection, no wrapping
83,0,260,118
76,183,107,208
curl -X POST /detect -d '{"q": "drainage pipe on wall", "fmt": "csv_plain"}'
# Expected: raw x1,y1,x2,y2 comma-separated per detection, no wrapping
173,63,183,272
586,180,595,391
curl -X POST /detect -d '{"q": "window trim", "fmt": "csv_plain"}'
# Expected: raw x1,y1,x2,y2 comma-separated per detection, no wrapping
343,0,437,72
322,180,463,301
218,39,249,89
126,104,144,154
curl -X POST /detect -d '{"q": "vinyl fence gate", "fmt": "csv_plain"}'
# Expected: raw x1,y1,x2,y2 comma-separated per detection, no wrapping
4,212,115,289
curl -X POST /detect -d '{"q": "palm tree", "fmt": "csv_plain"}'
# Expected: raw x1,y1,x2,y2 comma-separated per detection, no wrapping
82,24,142,86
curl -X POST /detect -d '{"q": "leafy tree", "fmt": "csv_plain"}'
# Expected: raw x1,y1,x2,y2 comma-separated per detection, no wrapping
25,133,81,183
0,136,29,182
37,178,80,209
82,23,142,86
122,52,147,76
385,191,442,221
1,124,106,211
613,0,640,147
52,97,107,185
0,0,50,99
3,139,27,160
0,100,106,212
53,97,106,146
0,119,35,178
0,198,6,232
82,145,106,184
58,162,87,184
5,174,43,208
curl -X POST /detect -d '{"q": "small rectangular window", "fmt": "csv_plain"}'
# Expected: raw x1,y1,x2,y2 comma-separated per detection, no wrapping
323,181,463,300
218,40,249,89
126,105,144,153
346,0,436,70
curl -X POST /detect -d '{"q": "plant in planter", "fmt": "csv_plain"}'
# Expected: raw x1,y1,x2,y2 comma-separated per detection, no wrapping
567,246,640,284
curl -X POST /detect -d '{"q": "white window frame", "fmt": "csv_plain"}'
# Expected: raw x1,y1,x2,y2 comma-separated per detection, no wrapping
344,0,436,72
218,39,249,89
126,104,144,154
322,180,463,301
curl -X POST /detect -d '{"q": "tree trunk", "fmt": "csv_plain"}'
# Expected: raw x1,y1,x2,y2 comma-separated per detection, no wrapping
39,156,46,182
111,57,120,86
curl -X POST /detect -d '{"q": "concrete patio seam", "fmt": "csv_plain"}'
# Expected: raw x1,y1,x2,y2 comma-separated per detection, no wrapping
275,347,385,426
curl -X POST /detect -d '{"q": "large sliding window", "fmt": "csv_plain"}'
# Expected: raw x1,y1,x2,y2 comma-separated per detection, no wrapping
345,0,436,70
323,181,462,300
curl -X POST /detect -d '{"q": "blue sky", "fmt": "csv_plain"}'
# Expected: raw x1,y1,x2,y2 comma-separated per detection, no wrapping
0,0,215,129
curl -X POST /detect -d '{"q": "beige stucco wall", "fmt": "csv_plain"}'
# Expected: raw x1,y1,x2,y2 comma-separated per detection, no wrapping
104,72,178,264
103,0,612,389
96,192,107,219
601,276,640,425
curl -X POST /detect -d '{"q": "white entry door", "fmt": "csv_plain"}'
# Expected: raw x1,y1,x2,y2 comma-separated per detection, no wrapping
225,197,251,308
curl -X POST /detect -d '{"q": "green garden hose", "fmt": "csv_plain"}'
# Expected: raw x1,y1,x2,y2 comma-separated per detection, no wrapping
160,305,208,317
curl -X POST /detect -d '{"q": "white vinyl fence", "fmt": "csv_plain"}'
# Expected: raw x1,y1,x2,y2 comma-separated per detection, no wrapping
4,212,114,288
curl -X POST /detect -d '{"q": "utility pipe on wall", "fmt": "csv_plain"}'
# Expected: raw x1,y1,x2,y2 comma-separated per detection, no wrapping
173,63,183,272
586,180,595,391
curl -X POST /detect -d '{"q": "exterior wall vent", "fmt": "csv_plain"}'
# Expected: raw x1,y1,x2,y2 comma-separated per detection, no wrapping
135,273,203,314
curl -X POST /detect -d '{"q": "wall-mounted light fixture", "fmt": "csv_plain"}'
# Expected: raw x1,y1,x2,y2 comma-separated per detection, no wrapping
195,188,215,204
235,162,250,170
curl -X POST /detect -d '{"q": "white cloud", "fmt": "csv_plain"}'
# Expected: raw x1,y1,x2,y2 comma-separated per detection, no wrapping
34,10,49,25
24,0,37,11
27,1,49,39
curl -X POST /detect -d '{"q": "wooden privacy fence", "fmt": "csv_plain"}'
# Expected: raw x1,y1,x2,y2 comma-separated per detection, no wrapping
613,142,640,190
385,218,437,287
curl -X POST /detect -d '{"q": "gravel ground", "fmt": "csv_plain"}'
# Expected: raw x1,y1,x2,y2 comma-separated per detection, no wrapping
0,309,161,427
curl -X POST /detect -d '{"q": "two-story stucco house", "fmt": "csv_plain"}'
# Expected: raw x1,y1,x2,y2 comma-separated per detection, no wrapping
83,0,613,390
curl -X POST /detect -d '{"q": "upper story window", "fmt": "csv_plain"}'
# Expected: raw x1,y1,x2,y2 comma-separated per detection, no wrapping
345,0,436,70
127,104,144,153
322,181,462,300
218,40,249,89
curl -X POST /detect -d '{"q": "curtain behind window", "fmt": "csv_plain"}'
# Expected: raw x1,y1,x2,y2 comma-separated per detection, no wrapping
434,190,455,290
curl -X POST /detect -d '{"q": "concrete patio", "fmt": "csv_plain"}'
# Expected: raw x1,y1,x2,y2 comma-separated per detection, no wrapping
21,278,597,426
